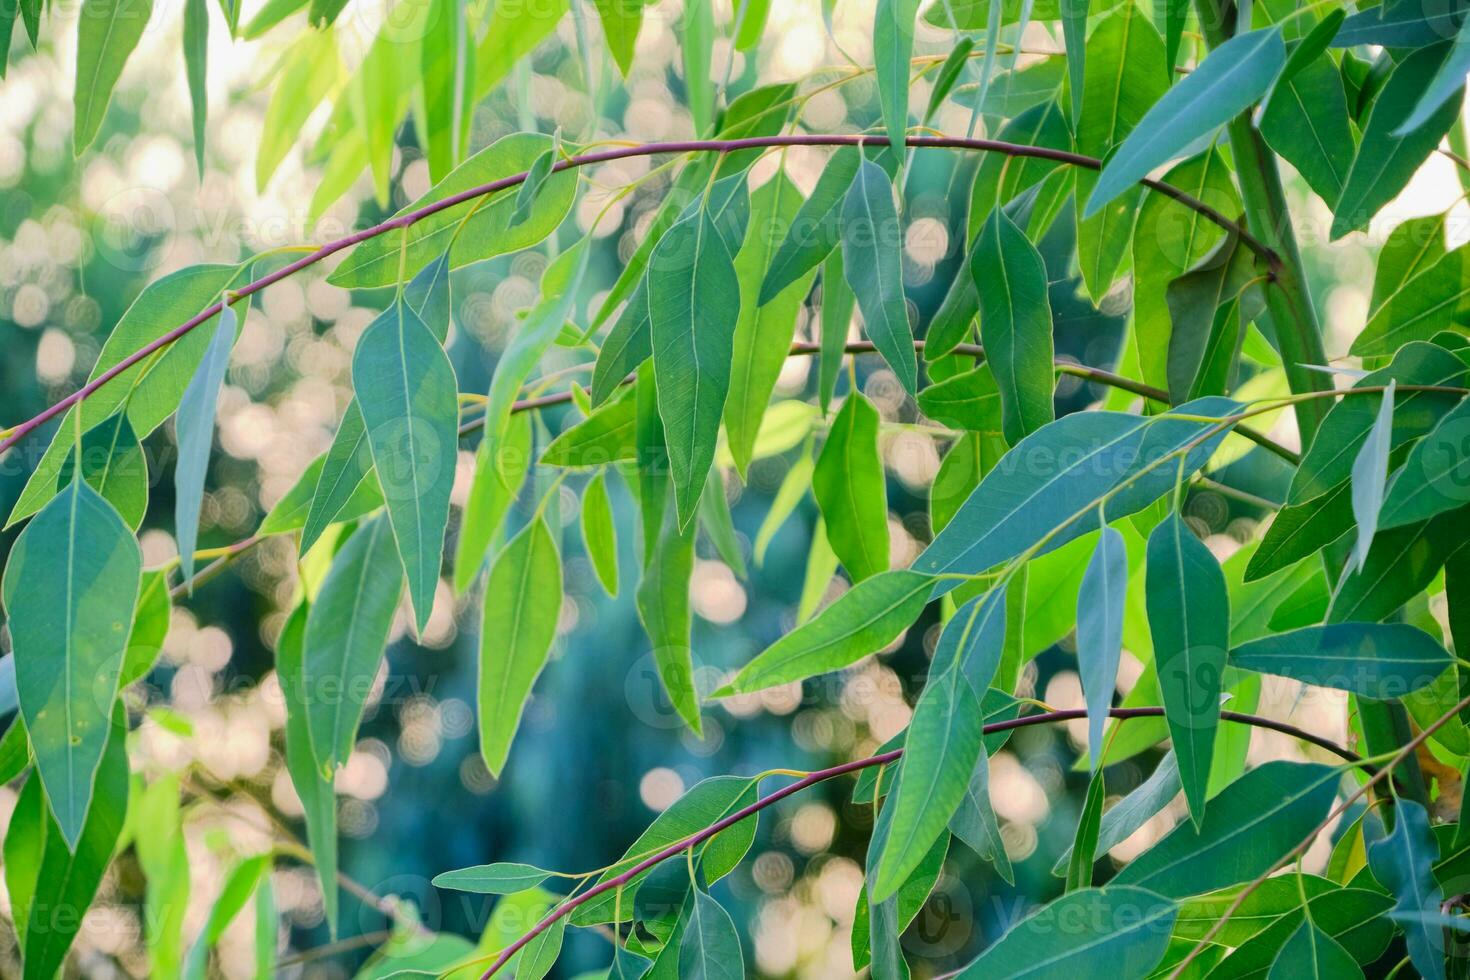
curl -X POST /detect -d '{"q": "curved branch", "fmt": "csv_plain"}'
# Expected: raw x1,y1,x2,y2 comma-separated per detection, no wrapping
476,706,1360,979
0,134,1280,458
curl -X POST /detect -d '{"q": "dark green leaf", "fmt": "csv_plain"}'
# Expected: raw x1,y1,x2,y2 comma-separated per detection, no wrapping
58,413,148,531
1259,55,1355,205
1348,383,1395,571
1366,799,1444,980
1268,919,1365,979
1231,623,1451,696
874,0,919,156
1354,245,1470,356
760,148,859,305
1067,770,1106,891
813,393,889,582
1078,526,1127,769
1054,752,1181,875
972,209,1055,443
1380,397,1470,529
1113,761,1339,898
842,157,917,394
917,365,1002,432
1246,481,1352,582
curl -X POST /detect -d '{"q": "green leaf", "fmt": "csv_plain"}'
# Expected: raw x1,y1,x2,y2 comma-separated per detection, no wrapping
183,0,208,174
842,157,917,395
184,854,273,980
968,99,1071,239
58,412,148,531
581,471,620,596
874,0,919,156
759,148,859,305
1067,770,1107,891
479,517,562,776
870,667,983,902
1400,16,1470,135
726,173,814,476
518,915,566,980
7,703,128,980
1145,512,1228,826
256,30,340,190
1332,43,1465,240
819,253,855,413
1206,887,1394,977
543,395,636,469
972,209,1055,444
432,863,552,893
304,515,403,774
120,569,171,687
1086,26,1286,217
1328,509,1468,624
915,399,1239,579
422,0,476,182
1332,0,1465,47
456,412,534,593
511,133,560,228
276,601,339,936
853,810,946,970
917,365,1002,432
1380,397,1470,529
680,888,743,980
301,400,381,555
8,265,249,529
1259,54,1355,205
1366,799,1444,980
813,393,889,582
175,304,236,587
650,202,743,528
73,0,154,152
1113,761,1339,899
1231,623,1451,696
1062,0,1088,125
574,776,756,925
1165,231,1258,404
933,586,1009,695
1289,342,1467,504
1267,918,1365,980
949,748,1013,881
329,132,576,288
1078,526,1127,769
1054,752,1181,875
715,570,933,696
591,0,643,75
1348,382,1395,572
952,887,1178,977
1354,245,1470,356
1246,481,1352,582
2,478,140,847
136,774,189,976
353,300,459,632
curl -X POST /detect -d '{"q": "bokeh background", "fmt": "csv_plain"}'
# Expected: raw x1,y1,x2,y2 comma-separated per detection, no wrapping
2,0,1470,975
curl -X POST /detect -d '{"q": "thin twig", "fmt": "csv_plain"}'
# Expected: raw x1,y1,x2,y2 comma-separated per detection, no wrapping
475,705,1362,978
0,134,1280,459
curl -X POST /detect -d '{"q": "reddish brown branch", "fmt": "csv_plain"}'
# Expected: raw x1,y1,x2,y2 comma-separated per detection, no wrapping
0,135,1279,458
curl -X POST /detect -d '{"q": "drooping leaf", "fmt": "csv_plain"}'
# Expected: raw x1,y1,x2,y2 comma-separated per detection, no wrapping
1067,770,1107,891
175,304,237,587
422,0,476,182
870,666,982,902
1347,381,1395,573
842,157,917,395
136,774,189,976
915,399,1239,579
256,30,340,190
759,148,859,305
479,518,563,776
812,393,889,582
57,412,148,531
714,570,933,696
972,208,1055,444
1086,26,1286,217
1267,918,1365,979
7,703,128,980
952,887,1178,977
650,200,743,528
1365,799,1445,980
1328,509,1468,624
2,478,140,847
591,0,643,75
276,602,339,936
73,0,154,152
726,172,814,476
329,132,576,288
1332,43,1465,240
120,569,171,687
456,411,534,593
353,300,459,632
1165,231,1259,404
581,471,620,596
680,887,744,980
1078,526,1127,769
1113,761,1339,898
183,854,273,980
1145,513,1229,827
303,516,403,774
874,0,920,156
1054,752,1182,875
183,0,208,174
301,400,379,555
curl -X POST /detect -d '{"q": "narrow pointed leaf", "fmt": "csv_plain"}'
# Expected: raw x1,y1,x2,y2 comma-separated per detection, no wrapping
432,862,554,894
455,412,533,593
1146,513,1228,826
303,516,403,773
874,0,920,156
842,158,917,395
813,393,889,582
183,0,208,174
1366,799,1445,980
1380,398,1470,529
1054,752,1181,874
74,0,154,153
1231,623,1451,697
1086,26,1286,217
1398,16,1470,134
760,148,860,305
479,518,562,775
1078,526,1127,769
581,471,619,596
1067,771,1106,891
175,304,237,587
354,301,458,631
1347,381,1395,573
972,209,1055,443
300,400,382,555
